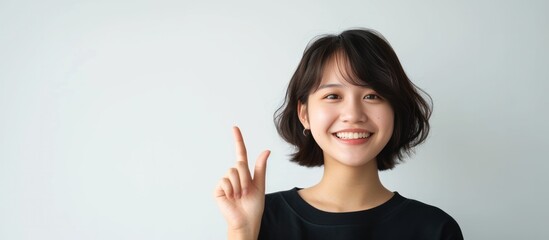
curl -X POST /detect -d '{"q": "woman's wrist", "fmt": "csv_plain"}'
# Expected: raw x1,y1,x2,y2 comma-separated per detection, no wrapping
228,227,258,240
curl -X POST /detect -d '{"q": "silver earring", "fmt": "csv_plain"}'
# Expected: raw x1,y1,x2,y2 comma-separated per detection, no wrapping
302,128,310,137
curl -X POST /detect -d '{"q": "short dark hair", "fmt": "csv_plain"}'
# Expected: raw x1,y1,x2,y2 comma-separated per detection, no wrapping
274,28,432,170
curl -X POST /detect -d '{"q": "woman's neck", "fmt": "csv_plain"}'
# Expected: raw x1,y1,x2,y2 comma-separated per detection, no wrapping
299,158,393,212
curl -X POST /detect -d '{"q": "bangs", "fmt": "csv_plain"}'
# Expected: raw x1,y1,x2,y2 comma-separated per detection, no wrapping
331,50,371,87
310,48,372,93
301,30,397,102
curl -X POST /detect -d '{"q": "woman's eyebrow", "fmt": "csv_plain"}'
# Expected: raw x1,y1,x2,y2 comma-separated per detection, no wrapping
317,83,344,90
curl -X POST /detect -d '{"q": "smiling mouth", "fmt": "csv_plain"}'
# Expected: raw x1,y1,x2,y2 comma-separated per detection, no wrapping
335,132,372,139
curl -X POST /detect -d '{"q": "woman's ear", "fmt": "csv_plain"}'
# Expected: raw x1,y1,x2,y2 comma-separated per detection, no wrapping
297,101,310,129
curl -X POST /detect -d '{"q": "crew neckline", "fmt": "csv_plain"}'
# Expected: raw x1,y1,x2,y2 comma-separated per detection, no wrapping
279,187,407,226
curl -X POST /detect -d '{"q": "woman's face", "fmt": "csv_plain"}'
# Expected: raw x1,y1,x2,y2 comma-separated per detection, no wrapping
298,59,394,168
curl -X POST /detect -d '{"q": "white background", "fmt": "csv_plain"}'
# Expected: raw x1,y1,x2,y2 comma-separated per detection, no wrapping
1,0,548,239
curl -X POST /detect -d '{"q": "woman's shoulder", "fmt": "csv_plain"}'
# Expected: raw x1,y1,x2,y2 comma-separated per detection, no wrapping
396,194,458,222
391,194,463,239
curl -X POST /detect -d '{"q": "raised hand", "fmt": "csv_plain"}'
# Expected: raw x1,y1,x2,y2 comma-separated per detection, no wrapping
214,126,270,240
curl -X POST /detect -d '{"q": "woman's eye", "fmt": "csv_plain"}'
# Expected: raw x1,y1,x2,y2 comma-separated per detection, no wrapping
325,94,340,100
364,94,380,100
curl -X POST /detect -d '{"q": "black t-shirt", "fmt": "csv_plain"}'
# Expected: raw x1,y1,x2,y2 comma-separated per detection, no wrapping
258,188,463,240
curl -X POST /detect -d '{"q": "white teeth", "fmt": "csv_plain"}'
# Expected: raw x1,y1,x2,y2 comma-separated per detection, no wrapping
335,132,371,139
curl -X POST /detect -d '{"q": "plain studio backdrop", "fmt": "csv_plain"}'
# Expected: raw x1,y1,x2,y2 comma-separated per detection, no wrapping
1,0,548,239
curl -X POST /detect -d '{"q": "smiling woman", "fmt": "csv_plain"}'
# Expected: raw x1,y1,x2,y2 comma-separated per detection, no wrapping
296,55,395,169
298,60,394,170
214,28,463,240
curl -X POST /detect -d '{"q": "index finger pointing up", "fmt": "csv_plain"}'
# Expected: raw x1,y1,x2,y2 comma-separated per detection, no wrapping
232,126,248,163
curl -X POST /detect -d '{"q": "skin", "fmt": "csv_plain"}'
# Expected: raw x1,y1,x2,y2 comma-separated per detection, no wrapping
214,57,395,239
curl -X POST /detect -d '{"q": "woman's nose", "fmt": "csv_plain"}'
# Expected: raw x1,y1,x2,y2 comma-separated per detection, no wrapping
340,99,367,123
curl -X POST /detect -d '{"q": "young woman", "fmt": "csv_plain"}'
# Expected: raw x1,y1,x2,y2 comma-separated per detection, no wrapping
214,28,463,240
